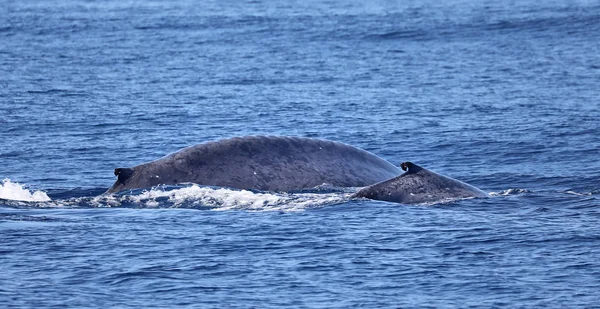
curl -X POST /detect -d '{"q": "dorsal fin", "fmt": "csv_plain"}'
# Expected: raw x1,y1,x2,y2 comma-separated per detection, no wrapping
400,162,423,173
114,168,134,185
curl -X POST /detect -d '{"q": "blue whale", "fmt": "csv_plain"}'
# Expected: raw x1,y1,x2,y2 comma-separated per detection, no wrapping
107,136,487,204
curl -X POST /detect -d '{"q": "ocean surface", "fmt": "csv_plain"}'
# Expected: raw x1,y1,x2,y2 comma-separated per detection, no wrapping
1,0,599,307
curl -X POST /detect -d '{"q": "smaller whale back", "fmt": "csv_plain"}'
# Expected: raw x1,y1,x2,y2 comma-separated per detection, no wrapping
353,162,488,204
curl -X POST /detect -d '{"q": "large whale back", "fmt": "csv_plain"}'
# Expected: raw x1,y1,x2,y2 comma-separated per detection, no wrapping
107,136,402,193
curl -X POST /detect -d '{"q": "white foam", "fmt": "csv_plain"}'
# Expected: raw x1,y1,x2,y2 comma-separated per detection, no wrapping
0,178,51,202
116,185,350,211
489,188,530,196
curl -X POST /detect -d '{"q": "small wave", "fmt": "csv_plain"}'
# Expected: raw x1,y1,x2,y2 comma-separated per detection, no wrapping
0,179,51,202
564,190,600,196
489,188,530,196
564,191,589,196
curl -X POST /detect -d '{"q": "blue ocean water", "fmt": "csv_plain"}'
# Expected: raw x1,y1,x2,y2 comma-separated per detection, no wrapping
1,0,600,307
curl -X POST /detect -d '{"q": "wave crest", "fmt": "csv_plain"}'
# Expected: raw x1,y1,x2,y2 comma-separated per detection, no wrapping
489,188,530,196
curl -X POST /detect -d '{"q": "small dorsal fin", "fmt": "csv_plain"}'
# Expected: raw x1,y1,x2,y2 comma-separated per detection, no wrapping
114,168,134,184
400,162,423,173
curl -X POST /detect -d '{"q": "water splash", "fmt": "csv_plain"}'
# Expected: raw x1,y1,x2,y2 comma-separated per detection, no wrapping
92,185,352,211
1,183,502,210
0,179,51,202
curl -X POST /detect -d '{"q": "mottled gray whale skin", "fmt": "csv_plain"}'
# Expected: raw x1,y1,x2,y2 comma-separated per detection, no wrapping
106,136,403,194
353,162,488,204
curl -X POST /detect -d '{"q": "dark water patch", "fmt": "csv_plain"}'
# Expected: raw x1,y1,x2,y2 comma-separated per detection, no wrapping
0,212,64,223
133,15,285,34
26,88,71,94
366,7,600,43
368,29,432,41
25,88,88,97
0,150,23,158
532,207,551,213
46,187,108,200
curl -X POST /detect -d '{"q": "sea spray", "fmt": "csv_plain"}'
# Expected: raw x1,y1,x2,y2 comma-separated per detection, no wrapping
0,179,51,202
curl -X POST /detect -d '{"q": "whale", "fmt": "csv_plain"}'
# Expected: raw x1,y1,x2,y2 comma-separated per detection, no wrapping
107,136,488,204
352,162,488,204
107,136,402,193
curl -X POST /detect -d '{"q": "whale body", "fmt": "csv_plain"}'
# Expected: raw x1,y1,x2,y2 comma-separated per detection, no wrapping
107,136,488,204
353,162,489,204
107,136,402,194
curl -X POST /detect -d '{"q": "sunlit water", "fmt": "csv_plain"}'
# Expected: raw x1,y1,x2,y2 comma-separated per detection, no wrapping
1,0,599,307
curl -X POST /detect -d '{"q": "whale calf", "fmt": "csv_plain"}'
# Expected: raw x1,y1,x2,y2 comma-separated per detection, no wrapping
107,136,488,204
353,162,488,204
